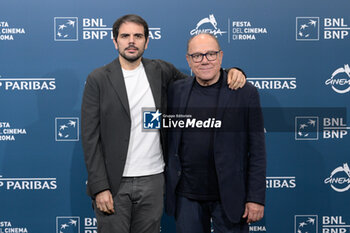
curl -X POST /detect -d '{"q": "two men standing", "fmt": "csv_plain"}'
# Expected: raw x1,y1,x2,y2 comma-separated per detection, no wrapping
81,14,247,233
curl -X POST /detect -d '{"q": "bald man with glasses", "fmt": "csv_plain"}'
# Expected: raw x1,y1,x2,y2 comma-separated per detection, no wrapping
165,33,266,233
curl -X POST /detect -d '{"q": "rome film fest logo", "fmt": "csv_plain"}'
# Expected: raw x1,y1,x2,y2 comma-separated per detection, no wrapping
190,14,227,37
325,64,350,94
0,21,26,41
324,163,350,192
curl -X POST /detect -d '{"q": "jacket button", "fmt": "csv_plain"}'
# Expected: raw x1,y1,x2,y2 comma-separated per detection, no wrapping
177,171,181,176
174,154,178,157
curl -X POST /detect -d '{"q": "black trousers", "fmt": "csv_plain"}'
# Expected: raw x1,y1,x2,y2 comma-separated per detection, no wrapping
175,196,248,233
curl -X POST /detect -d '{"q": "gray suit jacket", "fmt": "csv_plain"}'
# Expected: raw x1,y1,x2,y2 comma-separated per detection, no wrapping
81,57,187,197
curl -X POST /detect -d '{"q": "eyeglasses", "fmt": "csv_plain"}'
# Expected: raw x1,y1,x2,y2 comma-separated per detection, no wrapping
187,50,221,63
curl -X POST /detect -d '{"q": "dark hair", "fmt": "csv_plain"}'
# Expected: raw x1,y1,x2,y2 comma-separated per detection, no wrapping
112,14,149,39
187,33,221,52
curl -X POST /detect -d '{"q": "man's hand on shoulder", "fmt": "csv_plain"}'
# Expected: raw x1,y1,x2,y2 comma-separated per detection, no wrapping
227,68,246,90
242,202,264,223
96,190,115,214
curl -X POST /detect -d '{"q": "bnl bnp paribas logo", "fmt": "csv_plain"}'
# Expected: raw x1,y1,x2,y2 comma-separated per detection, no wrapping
296,17,350,40
54,17,78,41
295,215,317,233
55,117,79,141
295,215,350,233
325,64,350,94
0,175,57,190
56,217,79,233
295,116,349,140
0,76,56,91
247,76,297,90
54,17,161,41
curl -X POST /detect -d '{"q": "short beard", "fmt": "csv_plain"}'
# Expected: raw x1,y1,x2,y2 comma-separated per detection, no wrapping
118,44,146,63
119,51,144,62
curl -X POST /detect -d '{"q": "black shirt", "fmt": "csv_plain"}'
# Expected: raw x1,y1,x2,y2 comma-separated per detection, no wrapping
176,72,223,201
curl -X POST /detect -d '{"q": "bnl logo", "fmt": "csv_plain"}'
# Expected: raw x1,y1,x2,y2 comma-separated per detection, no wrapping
296,17,319,41
55,117,79,141
323,118,349,139
54,17,78,41
56,216,80,233
143,110,162,129
296,117,348,140
295,215,318,233
295,117,319,140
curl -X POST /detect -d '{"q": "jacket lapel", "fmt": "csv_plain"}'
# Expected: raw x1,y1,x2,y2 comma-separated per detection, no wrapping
142,58,162,110
178,78,194,115
216,71,234,120
175,77,195,153
107,58,130,118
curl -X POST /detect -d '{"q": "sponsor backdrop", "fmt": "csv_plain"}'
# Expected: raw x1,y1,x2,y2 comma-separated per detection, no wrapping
0,0,349,232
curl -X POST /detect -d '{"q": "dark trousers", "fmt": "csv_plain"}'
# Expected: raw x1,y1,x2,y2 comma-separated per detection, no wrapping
93,173,164,233
175,196,248,233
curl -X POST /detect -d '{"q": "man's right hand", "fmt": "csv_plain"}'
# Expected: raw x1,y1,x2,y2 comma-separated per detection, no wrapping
96,190,115,214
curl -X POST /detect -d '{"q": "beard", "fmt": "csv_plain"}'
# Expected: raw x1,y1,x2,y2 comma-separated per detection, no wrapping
119,45,145,62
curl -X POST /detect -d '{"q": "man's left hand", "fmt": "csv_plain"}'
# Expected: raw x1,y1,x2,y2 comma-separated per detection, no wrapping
227,68,246,90
242,202,264,223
